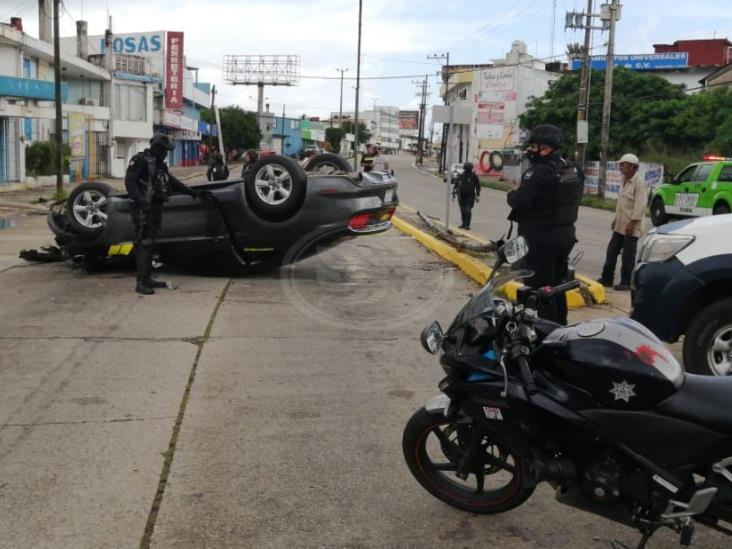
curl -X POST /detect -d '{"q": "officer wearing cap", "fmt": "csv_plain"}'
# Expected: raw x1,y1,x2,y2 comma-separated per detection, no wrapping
124,133,202,295
507,124,582,324
598,153,645,291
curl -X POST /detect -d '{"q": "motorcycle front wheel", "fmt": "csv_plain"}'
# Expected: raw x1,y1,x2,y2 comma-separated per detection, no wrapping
402,407,534,514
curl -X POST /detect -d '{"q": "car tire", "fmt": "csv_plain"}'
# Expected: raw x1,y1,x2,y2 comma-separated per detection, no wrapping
66,182,114,235
683,297,732,376
303,153,352,174
244,155,307,221
650,197,669,227
713,202,731,216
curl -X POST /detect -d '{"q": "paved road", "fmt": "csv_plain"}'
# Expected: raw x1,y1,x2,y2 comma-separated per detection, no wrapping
0,206,720,548
392,155,620,279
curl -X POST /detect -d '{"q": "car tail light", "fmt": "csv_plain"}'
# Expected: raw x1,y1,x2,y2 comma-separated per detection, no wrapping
348,207,395,231
348,213,371,230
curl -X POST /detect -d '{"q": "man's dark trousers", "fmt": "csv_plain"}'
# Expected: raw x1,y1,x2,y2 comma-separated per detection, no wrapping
522,230,574,325
458,194,475,228
133,202,163,282
601,231,638,285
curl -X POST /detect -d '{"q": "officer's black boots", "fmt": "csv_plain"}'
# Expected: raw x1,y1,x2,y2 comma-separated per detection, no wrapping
147,278,167,289
135,247,155,295
136,278,155,295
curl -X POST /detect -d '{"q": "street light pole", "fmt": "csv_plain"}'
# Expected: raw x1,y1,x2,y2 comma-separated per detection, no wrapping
353,0,363,171
53,0,63,196
336,68,349,127
598,0,621,199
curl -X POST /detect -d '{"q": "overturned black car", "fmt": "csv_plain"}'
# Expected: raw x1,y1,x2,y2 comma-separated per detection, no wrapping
41,154,398,274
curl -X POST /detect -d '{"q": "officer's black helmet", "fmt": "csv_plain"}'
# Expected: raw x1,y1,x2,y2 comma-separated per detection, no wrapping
150,133,175,151
463,162,473,172
527,124,563,149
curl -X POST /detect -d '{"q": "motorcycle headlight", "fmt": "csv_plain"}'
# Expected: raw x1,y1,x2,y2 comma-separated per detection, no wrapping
637,233,695,263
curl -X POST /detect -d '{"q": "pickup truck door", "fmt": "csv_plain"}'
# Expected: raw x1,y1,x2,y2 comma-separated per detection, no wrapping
667,164,698,216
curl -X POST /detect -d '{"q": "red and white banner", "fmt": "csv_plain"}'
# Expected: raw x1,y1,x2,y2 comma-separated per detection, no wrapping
165,31,184,110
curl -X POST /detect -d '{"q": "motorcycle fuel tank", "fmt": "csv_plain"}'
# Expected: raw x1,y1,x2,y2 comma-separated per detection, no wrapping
535,318,683,410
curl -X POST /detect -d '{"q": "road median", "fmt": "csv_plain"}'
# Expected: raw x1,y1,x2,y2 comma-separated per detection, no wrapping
392,213,606,308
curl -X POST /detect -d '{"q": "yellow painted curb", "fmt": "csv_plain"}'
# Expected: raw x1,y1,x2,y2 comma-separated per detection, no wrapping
393,215,605,308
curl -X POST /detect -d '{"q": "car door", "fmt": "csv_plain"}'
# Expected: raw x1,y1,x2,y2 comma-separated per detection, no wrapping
666,164,698,216
684,163,714,216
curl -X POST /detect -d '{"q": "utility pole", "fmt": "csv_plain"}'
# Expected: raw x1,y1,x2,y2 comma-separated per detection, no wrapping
53,0,63,195
336,68,348,127
427,52,449,173
566,0,596,170
413,77,429,165
281,103,286,154
598,0,621,199
353,0,363,170
209,84,217,151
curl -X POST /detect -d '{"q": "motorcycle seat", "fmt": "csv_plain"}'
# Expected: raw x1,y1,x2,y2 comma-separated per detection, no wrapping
656,374,732,434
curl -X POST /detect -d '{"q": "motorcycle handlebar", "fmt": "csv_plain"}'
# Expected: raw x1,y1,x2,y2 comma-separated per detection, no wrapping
539,279,581,299
516,354,537,395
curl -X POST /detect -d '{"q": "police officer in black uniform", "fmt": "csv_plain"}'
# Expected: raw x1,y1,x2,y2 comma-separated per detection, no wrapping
507,124,582,324
125,134,202,295
454,161,481,230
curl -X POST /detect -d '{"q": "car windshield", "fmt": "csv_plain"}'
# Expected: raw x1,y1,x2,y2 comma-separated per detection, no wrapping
448,268,534,332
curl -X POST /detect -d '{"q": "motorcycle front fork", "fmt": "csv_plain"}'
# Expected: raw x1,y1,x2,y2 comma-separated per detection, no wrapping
456,421,484,480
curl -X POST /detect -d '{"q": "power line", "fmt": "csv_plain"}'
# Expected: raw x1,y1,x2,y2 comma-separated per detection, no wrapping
361,53,442,66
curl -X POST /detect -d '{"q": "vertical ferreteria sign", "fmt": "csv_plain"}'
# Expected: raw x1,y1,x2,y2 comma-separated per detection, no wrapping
166,31,184,110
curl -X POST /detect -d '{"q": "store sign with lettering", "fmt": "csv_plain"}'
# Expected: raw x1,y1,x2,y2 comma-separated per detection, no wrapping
165,32,184,110
100,34,162,54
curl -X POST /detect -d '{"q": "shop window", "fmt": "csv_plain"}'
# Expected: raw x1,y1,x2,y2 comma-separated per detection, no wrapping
114,84,146,121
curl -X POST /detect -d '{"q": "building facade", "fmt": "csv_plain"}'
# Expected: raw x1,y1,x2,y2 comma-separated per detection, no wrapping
0,18,111,185
442,41,560,175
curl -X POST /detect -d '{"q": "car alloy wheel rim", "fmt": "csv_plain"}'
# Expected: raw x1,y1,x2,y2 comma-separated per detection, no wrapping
72,190,109,229
254,164,292,206
707,324,732,376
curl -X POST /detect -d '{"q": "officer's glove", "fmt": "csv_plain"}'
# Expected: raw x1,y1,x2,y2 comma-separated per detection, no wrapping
476,195,480,203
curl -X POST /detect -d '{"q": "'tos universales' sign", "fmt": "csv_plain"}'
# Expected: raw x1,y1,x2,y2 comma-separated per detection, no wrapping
165,32,184,110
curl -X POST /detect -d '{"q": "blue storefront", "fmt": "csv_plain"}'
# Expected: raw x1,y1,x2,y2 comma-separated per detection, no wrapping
273,116,303,157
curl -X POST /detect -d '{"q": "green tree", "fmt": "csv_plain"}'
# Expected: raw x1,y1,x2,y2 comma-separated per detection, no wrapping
200,106,262,152
341,120,372,149
325,127,345,153
520,68,687,160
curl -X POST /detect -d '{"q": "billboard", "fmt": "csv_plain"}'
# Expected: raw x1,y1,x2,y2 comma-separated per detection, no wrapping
165,32,184,110
399,111,418,130
570,52,688,71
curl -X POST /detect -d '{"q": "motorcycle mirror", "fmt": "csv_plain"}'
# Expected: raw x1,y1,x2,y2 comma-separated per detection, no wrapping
500,236,529,265
420,321,444,355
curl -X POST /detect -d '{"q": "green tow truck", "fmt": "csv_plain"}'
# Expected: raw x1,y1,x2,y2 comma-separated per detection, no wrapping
649,157,732,227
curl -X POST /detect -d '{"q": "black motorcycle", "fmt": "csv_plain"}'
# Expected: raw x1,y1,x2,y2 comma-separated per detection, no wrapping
402,237,732,548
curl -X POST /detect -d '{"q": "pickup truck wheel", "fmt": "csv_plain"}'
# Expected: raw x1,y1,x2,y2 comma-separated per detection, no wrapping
650,197,669,227
303,153,352,174
683,298,732,376
66,182,114,235
244,155,306,221
713,202,731,216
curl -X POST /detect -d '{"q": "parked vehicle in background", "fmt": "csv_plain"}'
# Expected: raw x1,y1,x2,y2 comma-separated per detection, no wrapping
649,157,732,226
631,215,732,376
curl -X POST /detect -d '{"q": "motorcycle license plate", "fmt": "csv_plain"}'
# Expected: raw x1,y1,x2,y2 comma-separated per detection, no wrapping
674,193,698,212
384,189,394,203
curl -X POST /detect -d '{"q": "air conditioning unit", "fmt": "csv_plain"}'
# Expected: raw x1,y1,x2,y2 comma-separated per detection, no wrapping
78,98,96,106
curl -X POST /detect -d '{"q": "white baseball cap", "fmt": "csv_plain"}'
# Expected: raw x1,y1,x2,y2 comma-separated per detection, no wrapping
619,153,639,165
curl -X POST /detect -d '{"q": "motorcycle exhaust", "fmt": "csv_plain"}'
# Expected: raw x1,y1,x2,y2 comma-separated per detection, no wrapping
523,449,577,487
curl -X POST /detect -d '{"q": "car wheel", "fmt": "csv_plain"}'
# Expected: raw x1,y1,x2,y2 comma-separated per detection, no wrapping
303,153,352,174
66,182,113,234
245,155,306,221
713,202,731,216
650,197,668,227
683,298,732,376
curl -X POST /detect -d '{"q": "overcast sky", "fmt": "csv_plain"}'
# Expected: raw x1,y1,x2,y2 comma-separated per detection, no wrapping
4,0,732,119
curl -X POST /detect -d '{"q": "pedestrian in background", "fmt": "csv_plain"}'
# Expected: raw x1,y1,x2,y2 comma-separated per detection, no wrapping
453,162,480,230
361,144,375,172
507,124,583,325
241,149,259,179
372,145,390,172
598,153,646,291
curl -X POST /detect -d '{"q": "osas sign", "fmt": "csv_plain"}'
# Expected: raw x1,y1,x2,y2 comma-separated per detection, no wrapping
99,34,162,54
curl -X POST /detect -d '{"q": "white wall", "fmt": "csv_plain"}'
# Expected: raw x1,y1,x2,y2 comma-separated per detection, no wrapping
0,45,21,76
